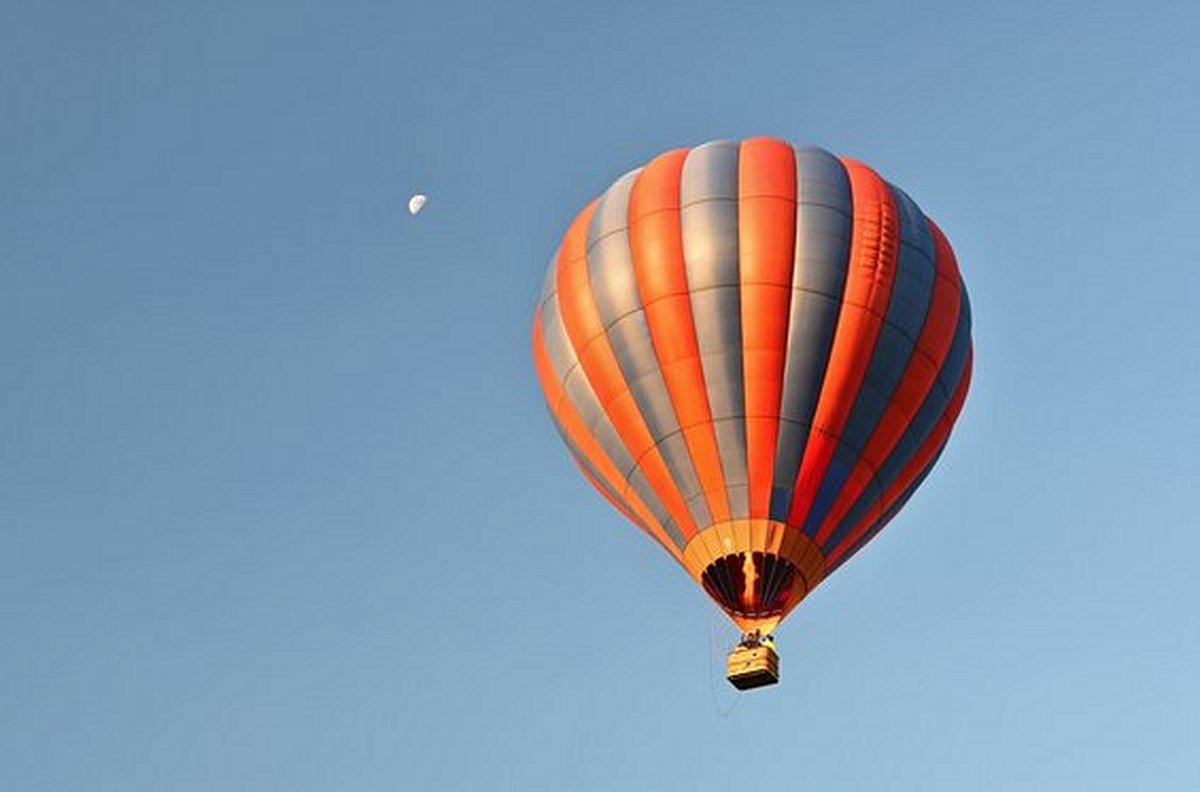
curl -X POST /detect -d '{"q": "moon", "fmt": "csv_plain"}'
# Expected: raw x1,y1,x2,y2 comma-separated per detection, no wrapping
408,193,427,215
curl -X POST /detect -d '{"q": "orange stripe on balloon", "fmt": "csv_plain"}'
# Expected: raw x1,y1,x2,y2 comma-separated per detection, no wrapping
738,137,797,518
787,158,899,529
628,149,731,524
532,311,682,559
812,217,963,545
554,201,699,539
825,349,972,566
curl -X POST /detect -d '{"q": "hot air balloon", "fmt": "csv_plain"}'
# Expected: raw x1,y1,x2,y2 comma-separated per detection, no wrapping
531,137,972,689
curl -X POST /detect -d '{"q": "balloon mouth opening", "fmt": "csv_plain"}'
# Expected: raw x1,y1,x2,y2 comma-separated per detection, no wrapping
700,552,798,619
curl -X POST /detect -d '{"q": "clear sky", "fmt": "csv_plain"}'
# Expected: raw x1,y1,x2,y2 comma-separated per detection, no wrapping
4,1,1199,789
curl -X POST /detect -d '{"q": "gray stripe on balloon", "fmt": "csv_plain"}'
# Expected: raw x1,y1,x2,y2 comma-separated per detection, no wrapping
587,169,712,530
680,140,750,519
769,146,854,522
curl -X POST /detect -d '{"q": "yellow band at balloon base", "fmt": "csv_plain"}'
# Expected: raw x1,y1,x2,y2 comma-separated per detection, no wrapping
682,519,826,635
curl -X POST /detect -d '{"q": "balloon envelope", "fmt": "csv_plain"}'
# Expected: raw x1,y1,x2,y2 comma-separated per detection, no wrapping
531,137,972,634
408,193,427,215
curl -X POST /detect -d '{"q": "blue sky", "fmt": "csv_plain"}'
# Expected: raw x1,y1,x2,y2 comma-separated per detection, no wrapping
3,1,1199,789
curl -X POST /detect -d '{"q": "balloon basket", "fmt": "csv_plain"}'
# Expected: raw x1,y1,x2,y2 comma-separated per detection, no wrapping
726,638,780,690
